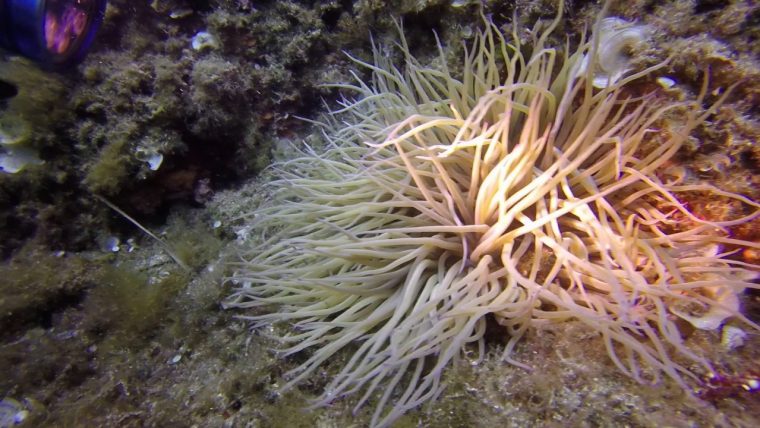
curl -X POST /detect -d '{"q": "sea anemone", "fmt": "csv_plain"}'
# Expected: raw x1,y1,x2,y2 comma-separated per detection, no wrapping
224,5,760,427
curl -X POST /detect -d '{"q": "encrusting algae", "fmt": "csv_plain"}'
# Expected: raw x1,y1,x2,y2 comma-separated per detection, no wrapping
225,3,760,427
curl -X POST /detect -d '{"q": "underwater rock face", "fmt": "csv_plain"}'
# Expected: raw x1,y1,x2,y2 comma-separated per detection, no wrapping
226,4,760,428
2,1,759,427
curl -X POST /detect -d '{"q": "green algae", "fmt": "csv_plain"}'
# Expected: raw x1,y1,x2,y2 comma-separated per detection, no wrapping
0,246,95,339
84,139,131,195
83,266,189,349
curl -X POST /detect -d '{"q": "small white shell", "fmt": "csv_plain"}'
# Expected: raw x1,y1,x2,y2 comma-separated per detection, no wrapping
102,236,121,252
0,147,42,174
135,147,164,171
721,325,747,349
671,281,739,331
146,153,164,171
578,18,651,88
0,398,29,426
656,76,676,88
192,31,220,51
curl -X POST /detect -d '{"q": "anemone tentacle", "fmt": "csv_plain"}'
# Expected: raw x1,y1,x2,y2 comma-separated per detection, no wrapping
225,7,760,428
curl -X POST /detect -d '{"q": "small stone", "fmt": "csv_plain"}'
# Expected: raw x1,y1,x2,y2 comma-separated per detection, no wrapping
656,77,676,88
169,8,193,19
